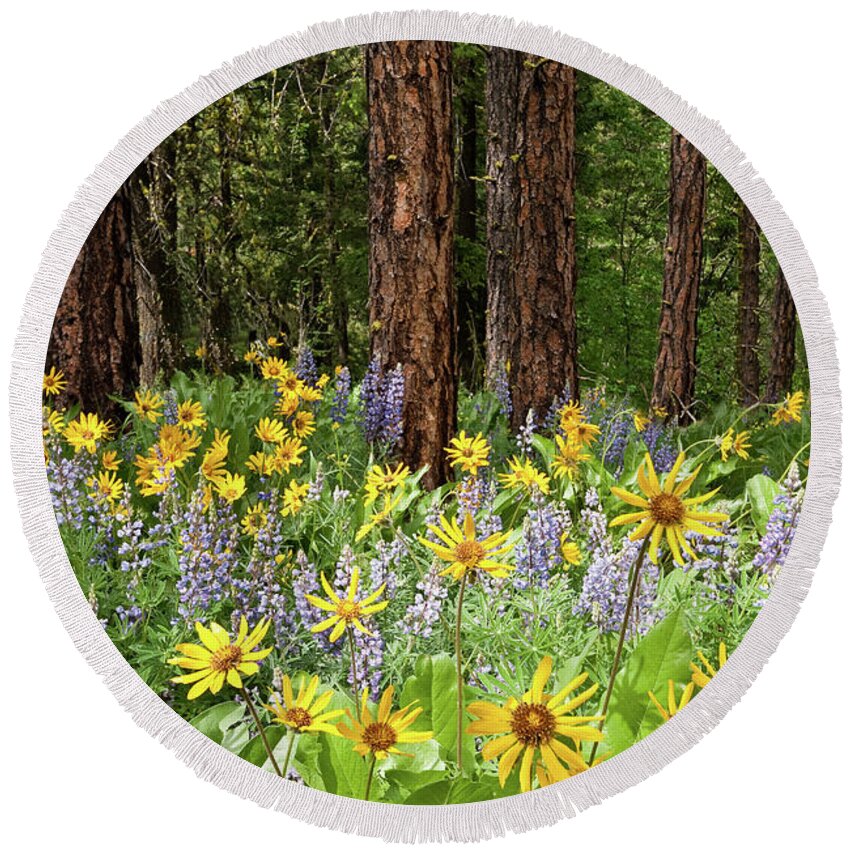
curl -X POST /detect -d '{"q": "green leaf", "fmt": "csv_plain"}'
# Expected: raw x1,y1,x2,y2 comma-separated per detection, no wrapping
604,608,693,756
399,654,477,772
746,474,780,534
189,701,246,746
401,777,497,805
237,725,288,769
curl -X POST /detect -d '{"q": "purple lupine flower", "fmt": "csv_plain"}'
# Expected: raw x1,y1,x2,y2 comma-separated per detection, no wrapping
599,408,633,475
545,383,573,430
46,446,94,530
753,463,804,580
359,357,406,450
369,539,403,599
681,522,740,606
642,419,677,473
330,366,351,424
295,345,319,387
307,465,325,502
175,483,240,623
513,490,570,592
162,389,179,425
400,562,448,639
490,362,512,419
574,487,662,636
292,551,338,654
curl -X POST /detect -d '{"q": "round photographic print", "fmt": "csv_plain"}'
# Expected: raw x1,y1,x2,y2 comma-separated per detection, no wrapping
25,18,827,836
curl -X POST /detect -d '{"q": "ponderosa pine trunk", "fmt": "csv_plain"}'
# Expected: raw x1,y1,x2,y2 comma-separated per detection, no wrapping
651,130,706,422
485,49,578,427
365,40,456,489
737,201,761,405
765,269,797,401
48,185,140,420
130,137,182,385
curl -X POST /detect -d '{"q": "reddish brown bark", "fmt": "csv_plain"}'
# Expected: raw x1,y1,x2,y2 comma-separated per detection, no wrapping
485,49,579,427
765,269,797,401
737,201,761,405
47,186,140,420
365,41,457,489
651,130,706,422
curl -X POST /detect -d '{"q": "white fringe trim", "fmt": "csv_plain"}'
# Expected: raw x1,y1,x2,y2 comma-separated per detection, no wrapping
8,9,841,843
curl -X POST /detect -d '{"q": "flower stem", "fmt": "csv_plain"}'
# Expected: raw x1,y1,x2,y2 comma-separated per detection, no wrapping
281,729,296,778
455,571,468,773
363,753,377,801
346,624,360,707
239,687,282,777
588,534,651,766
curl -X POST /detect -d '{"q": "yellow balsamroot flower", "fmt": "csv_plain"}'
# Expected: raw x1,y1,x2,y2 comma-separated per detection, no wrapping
261,356,288,381
281,480,310,516
648,679,695,722
558,401,585,433
200,447,227,483
241,505,268,537
65,412,109,454
255,416,287,444
176,399,206,431
610,452,729,565
290,410,316,439
275,392,300,418
215,471,247,503
691,642,727,688
565,420,601,448
363,462,410,506
306,565,388,642
560,532,582,567
267,335,283,349
195,345,207,359
719,428,752,462
771,390,805,425
467,656,604,792
420,512,514,581
168,617,273,699
43,407,66,435
338,686,433,761
244,349,260,364
445,431,490,477
317,373,330,389
101,450,120,472
133,389,164,422
356,492,402,541
652,405,668,419
156,424,201,468
91,470,123,502
266,674,344,735
277,369,303,397
246,451,277,477
273,436,306,473
498,456,550,495
297,383,323,403
43,366,67,397
551,433,590,480
633,410,651,433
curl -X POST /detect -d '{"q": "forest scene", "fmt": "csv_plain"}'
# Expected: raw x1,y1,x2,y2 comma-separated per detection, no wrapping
43,42,809,802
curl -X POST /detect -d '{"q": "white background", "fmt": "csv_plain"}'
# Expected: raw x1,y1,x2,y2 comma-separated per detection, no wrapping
2,1,847,845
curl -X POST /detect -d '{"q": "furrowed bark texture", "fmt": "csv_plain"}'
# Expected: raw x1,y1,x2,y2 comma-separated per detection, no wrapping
651,130,706,422
47,186,140,420
765,269,797,401
485,49,578,427
366,40,457,489
737,201,761,405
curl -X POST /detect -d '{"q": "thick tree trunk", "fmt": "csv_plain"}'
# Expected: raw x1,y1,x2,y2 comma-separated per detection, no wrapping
130,137,182,385
365,40,456,489
486,49,579,427
765,269,797,401
651,130,706,422
47,186,140,420
737,201,761,405
325,156,349,365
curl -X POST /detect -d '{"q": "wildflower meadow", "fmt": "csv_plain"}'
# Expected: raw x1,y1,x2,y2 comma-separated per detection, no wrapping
43,354,808,800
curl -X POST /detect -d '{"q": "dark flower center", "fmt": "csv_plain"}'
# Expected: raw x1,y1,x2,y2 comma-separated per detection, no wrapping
209,644,243,672
510,701,556,747
362,721,397,752
649,492,685,526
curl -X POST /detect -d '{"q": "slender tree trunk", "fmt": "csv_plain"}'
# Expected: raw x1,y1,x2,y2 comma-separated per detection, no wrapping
47,185,140,420
130,137,182,385
484,48,521,386
651,130,706,422
486,49,579,427
456,62,483,387
365,40,456,489
325,156,349,365
765,269,797,401
737,201,761,405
